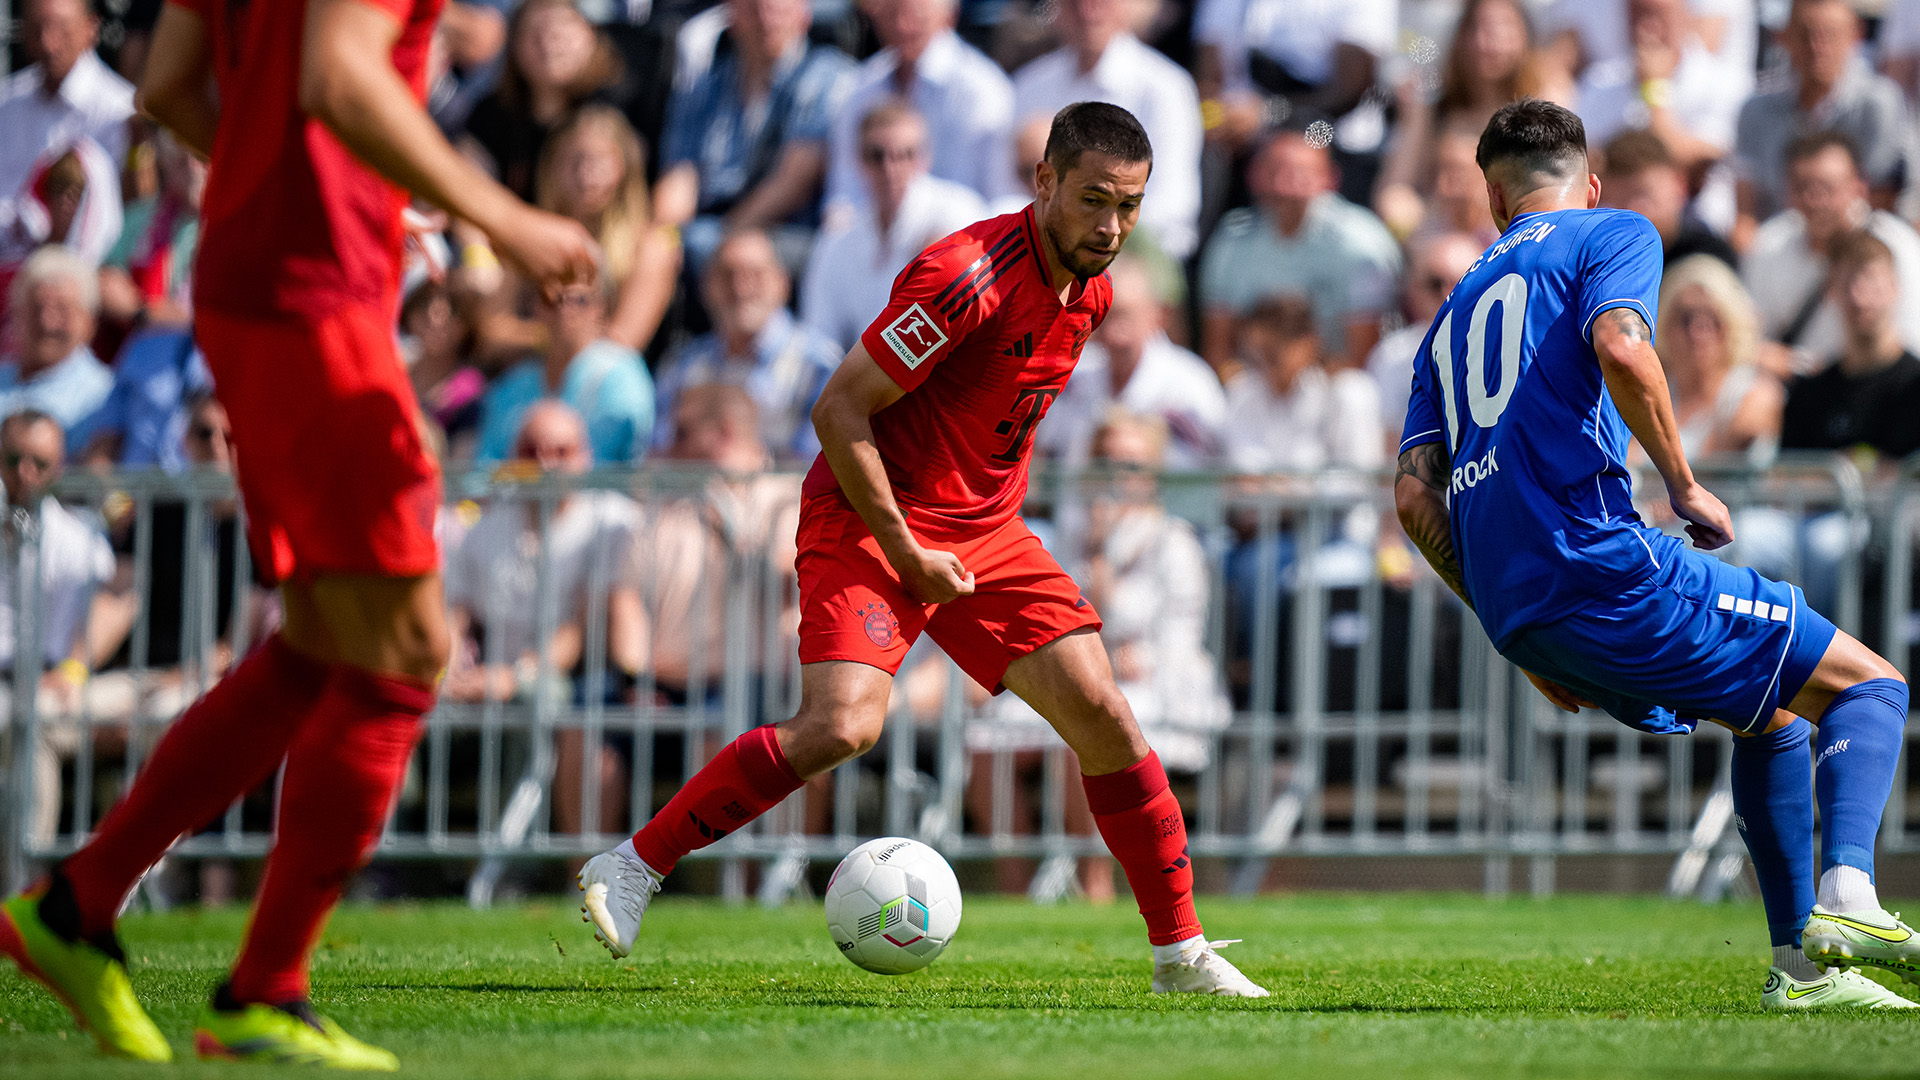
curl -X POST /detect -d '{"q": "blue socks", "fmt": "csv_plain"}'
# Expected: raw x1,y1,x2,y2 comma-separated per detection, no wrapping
1731,718,1814,948
1814,678,1909,881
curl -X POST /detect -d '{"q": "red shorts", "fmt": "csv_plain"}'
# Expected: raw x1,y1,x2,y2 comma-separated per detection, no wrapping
197,304,441,585
795,497,1101,693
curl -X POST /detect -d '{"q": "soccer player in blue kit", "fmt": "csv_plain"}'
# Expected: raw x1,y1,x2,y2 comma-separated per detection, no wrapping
1397,99,1920,1009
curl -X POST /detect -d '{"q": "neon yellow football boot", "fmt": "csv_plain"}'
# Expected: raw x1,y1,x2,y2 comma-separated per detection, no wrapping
0,880,172,1062
1802,905,1920,983
194,988,399,1071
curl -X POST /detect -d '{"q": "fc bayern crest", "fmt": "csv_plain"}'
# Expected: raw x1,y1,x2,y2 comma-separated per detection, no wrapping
857,601,900,648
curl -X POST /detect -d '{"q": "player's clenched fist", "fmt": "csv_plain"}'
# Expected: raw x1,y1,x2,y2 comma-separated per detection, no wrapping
892,545,976,604
1669,482,1734,551
486,203,603,301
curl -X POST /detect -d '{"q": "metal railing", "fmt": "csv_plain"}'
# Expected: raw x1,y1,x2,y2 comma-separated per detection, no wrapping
1,454,1914,904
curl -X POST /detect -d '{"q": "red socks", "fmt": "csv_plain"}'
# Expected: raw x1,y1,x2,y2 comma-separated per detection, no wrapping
227,667,432,1005
1082,752,1203,946
61,635,332,937
631,725,803,875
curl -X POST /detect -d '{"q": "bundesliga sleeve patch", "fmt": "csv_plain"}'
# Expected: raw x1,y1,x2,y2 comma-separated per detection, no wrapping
878,304,948,370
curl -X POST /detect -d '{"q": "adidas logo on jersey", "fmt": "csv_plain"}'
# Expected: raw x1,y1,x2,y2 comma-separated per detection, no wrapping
1716,593,1790,622
1002,332,1034,358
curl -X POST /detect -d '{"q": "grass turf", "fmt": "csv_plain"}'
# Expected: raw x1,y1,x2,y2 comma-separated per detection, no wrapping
3,892,1918,1078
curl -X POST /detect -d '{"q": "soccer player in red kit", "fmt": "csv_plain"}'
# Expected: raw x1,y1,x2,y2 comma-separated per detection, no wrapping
580,102,1268,997
0,0,597,1067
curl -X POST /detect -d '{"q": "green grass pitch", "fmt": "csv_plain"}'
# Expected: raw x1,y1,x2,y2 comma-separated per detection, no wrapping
4,892,1918,1078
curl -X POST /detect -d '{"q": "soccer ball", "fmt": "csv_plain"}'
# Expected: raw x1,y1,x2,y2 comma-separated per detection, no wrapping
824,837,962,974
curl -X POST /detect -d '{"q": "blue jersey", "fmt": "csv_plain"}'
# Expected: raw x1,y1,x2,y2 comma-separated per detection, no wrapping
1400,208,1668,649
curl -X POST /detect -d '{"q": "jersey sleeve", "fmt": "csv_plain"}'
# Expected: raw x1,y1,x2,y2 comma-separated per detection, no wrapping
1398,319,1447,455
1575,213,1664,343
858,245,993,393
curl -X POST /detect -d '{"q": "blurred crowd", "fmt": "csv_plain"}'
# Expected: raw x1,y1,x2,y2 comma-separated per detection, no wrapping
11,0,1920,880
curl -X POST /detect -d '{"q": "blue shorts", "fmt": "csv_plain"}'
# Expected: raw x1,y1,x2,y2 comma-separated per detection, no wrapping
1501,544,1837,735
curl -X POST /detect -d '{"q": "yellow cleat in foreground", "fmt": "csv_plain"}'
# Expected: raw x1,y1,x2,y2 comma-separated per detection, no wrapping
194,995,399,1071
0,884,172,1062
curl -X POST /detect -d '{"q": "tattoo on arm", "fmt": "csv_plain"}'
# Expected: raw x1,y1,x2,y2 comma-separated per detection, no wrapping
1594,307,1651,347
1395,443,1473,609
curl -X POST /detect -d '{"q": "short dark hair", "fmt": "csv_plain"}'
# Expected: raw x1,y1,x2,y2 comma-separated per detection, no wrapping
1828,228,1893,276
1601,129,1675,179
1476,98,1588,183
1044,102,1152,174
1784,129,1862,174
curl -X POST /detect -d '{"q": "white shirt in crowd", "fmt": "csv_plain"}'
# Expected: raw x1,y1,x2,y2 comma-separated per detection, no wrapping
1037,334,1227,471
1222,365,1384,473
0,496,114,669
1542,0,1757,81
825,31,1013,211
1007,35,1203,258
445,490,639,665
802,173,988,350
1743,206,1920,371
1364,322,1426,441
1193,0,1396,93
0,51,133,206
1575,43,1746,153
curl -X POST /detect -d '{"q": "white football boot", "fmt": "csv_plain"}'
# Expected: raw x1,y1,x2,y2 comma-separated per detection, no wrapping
1150,939,1271,997
1802,905,1920,983
1761,966,1920,1009
578,846,662,959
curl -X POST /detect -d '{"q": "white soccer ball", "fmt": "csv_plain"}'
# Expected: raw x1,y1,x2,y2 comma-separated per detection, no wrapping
824,837,963,974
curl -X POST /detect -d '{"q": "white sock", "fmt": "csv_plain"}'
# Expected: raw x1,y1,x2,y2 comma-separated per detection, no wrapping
1817,865,1879,913
1152,933,1208,966
613,838,661,879
1772,944,1825,981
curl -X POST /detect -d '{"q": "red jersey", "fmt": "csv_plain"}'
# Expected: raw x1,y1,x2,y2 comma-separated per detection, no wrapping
179,0,442,320
802,207,1112,539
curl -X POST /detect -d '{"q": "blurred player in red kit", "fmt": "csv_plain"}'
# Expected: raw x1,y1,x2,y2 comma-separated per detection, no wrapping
579,102,1269,998
0,0,597,1067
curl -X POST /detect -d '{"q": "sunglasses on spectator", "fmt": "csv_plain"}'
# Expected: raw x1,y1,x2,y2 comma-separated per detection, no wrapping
515,440,583,459
1676,308,1722,332
4,452,53,471
189,423,225,442
861,145,920,166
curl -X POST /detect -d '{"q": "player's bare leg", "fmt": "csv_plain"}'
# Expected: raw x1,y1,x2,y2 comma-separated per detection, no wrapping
186,574,446,1070
582,662,892,957
1000,629,1269,997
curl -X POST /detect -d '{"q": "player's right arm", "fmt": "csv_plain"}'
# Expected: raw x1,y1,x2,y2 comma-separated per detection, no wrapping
811,344,976,604
298,0,598,295
1591,307,1734,550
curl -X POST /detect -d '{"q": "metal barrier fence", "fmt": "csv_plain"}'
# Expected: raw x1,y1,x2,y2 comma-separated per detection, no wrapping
1,454,1915,905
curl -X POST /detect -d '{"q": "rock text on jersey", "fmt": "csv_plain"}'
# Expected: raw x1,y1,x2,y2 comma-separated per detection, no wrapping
1448,445,1501,502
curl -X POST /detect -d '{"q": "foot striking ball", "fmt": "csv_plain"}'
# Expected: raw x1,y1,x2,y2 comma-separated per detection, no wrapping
824,838,962,974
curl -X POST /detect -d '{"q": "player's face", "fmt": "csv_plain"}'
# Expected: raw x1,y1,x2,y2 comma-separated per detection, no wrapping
1037,152,1149,281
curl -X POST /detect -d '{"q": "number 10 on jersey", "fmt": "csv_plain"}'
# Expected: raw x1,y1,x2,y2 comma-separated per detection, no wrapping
1431,272,1526,451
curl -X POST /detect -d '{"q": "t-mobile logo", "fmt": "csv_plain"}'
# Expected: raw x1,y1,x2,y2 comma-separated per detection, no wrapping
1817,739,1852,768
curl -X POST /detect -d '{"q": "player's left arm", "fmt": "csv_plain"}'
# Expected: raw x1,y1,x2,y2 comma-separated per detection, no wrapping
1591,307,1733,550
1392,441,1471,609
136,4,218,157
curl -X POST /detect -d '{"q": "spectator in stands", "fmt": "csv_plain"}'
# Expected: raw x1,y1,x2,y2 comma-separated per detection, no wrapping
1005,0,1202,258
1222,296,1383,472
430,0,514,135
654,0,855,273
1743,132,1920,372
1193,0,1396,163
1656,256,1782,465
1541,0,1756,86
1364,231,1481,447
1882,0,1920,106
70,326,207,471
1377,0,1542,239
100,130,202,327
802,99,986,351
967,409,1229,901
401,281,485,463
1600,130,1738,270
653,229,841,462
477,277,655,465
0,0,134,200
447,401,640,707
1199,126,1401,374
0,409,119,844
0,138,122,277
1038,257,1224,470
825,0,1011,212
1733,0,1910,245
536,105,681,355
0,247,110,445
463,0,625,201
1781,230,1920,462
1574,0,1745,175
1406,125,1501,250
